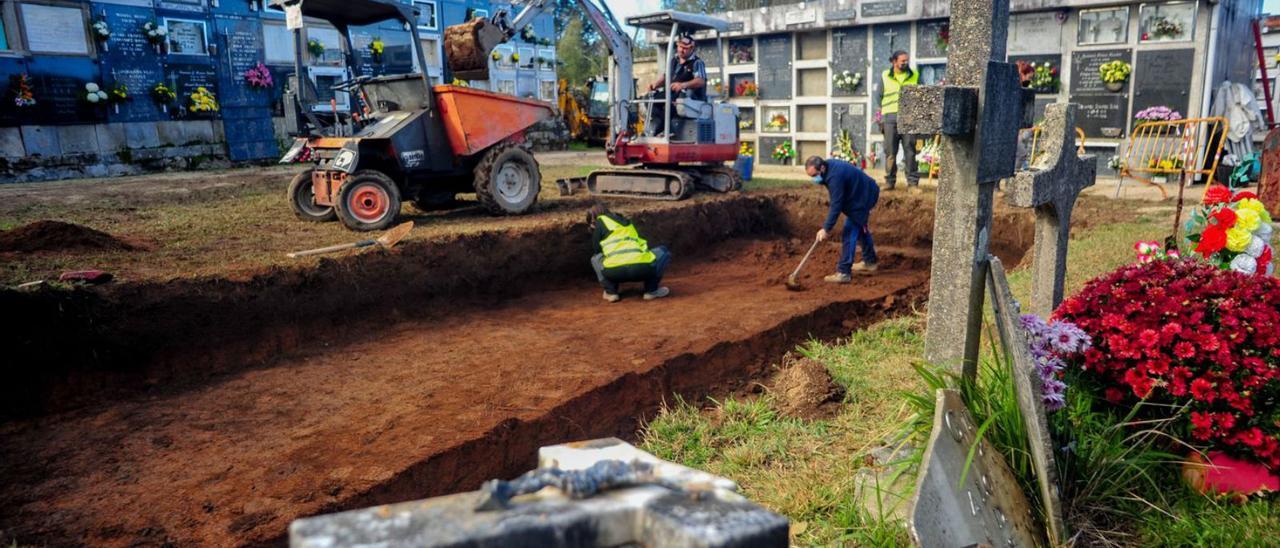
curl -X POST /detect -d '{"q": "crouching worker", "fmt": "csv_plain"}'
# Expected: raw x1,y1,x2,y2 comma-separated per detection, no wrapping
587,204,671,302
804,156,880,283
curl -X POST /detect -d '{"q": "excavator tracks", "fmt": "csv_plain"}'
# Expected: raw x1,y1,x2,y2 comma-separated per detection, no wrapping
556,165,743,201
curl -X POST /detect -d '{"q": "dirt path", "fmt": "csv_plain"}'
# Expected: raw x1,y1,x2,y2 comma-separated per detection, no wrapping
1,238,932,547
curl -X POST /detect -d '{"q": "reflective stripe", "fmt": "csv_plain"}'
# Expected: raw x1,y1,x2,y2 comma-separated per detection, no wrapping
599,215,656,268
880,69,920,114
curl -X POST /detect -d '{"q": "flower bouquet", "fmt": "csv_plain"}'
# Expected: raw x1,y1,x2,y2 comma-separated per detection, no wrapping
243,62,274,89
92,18,111,51
833,70,861,93
916,138,940,173
771,140,795,164
188,86,219,113
151,82,177,112
307,38,326,58
1185,187,1275,276
11,74,36,108
765,112,789,132
1029,62,1058,93
81,83,109,106
738,142,754,158
1135,105,1183,123
1099,60,1130,91
831,129,860,164
1018,314,1092,411
1148,16,1185,40
936,22,950,53
734,80,757,98
1134,240,1181,263
143,21,167,52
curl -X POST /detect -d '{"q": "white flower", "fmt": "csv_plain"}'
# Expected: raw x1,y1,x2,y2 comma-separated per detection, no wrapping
86,93,100,103
158,27,168,36
97,91,108,100
1230,253,1258,275
1247,236,1267,258
85,83,100,92
1257,223,1274,243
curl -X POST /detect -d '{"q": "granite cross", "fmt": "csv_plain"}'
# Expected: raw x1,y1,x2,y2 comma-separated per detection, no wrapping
898,0,1034,378
1005,103,1097,317
986,255,1068,545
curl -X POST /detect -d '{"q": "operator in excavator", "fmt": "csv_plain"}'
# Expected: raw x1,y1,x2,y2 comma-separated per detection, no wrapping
586,204,671,303
645,33,707,137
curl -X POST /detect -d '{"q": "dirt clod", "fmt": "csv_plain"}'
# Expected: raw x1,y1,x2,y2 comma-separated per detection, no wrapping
768,358,846,421
0,221,141,253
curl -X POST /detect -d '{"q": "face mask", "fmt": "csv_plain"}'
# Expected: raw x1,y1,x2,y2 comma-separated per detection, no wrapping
812,175,823,184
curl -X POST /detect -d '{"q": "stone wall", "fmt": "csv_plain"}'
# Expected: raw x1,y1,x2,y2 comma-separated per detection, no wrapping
0,121,231,183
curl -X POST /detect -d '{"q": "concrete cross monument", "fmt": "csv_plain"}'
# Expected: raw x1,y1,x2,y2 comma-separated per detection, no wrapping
898,0,1034,378
1005,103,1097,317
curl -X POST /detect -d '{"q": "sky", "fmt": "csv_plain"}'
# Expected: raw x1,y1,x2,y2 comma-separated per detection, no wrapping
1270,0,1280,15
605,0,665,34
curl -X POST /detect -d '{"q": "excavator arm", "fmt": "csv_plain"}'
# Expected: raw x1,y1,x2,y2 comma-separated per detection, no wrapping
445,0,633,146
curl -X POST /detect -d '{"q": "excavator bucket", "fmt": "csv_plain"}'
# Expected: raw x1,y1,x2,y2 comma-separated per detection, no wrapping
445,18,506,81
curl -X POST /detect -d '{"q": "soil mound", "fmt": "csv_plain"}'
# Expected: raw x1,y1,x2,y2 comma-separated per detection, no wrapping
769,358,846,420
0,221,139,253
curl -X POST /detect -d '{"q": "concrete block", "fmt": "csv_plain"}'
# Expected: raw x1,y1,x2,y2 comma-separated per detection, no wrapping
155,121,185,146
20,126,60,157
183,121,216,144
0,127,25,158
211,120,225,143
57,125,100,155
899,86,977,137
122,122,162,148
95,123,128,154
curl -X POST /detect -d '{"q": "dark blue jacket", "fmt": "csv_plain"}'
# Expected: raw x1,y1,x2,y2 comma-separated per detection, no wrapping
821,159,880,231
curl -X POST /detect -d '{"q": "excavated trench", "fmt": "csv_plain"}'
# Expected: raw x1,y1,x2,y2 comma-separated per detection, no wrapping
0,189,1033,547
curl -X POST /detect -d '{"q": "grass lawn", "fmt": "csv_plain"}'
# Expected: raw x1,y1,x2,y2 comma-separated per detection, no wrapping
639,201,1280,546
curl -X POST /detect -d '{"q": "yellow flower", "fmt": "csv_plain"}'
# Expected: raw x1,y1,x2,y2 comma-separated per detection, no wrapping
1236,208,1261,232
1238,198,1273,223
1227,226,1253,252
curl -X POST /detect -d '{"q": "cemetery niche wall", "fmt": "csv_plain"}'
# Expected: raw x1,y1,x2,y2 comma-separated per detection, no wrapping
0,0,558,183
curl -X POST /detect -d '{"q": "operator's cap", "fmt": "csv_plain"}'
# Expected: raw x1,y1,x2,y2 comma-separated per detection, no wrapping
676,33,696,46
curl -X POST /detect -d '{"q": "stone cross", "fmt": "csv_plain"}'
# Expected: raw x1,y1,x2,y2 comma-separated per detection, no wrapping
986,255,1067,545
898,0,1034,378
908,388,1045,547
289,438,789,547
1005,103,1097,317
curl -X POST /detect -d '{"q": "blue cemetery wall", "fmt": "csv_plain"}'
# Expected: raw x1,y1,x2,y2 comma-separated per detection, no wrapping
1,0,555,168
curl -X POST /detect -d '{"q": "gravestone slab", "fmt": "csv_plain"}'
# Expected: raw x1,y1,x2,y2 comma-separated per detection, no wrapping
1006,103,1096,318
1008,11,1062,54
831,103,867,155
986,256,1067,544
1132,49,1195,120
759,137,792,166
831,28,869,97
0,128,24,158
916,20,949,59
101,6,158,60
20,126,60,157
871,23,911,94
1069,48,1131,95
94,123,128,154
1075,94,1128,139
290,439,789,548
214,14,270,109
908,389,1044,547
105,62,168,123
756,34,792,100
165,63,219,119
123,121,162,148
862,0,908,19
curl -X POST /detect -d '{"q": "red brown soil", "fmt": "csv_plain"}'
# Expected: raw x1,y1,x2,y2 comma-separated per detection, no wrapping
767,358,847,421
0,220,143,253
0,191,1034,547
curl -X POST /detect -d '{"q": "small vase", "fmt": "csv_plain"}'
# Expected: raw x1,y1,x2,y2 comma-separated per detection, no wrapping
1105,81,1124,92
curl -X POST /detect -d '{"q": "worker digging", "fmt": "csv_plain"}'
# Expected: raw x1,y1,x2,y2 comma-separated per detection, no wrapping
587,204,671,303
804,155,881,285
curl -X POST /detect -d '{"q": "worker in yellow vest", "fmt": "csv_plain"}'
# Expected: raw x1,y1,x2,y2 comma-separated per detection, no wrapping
587,204,671,303
873,50,921,190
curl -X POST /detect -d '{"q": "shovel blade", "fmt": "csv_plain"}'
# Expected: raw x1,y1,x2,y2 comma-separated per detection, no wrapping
376,222,415,249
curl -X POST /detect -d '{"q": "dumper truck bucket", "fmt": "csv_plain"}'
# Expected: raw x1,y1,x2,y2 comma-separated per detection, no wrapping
433,85,554,156
445,18,507,81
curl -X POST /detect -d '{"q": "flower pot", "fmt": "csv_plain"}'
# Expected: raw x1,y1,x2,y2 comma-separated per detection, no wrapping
1105,81,1125,92
734,155,754,181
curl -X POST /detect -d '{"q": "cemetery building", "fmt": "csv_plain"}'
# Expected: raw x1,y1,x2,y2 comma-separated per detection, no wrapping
685,0,1261,176
0,0,557,182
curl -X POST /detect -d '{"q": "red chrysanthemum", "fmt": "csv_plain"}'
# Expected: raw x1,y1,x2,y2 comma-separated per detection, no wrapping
1232,190,1259,202
1190,378,1216,402
1204,185,1233,205
1211,207,1238,230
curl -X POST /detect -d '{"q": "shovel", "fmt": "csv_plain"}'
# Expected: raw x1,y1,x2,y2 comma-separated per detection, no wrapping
287,222,414,258
785,238,822,291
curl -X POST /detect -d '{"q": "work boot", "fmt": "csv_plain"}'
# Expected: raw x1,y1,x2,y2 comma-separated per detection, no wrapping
643,287,670,300
883,180,897,190
603,291,621,303
823,273,852,284
852,262,879,275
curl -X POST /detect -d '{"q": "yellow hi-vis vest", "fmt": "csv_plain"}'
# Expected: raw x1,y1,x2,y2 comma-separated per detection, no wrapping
599,215,656,268
880,68,920,114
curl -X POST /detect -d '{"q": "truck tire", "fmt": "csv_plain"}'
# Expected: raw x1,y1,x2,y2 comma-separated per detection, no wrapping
288,169,337,222
335,170,402,231
474,142,540,215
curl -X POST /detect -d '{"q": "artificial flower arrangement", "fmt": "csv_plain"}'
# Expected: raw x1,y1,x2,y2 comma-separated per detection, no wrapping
491,51,501,61
734,80,757,97
1147,16,1185,40
729,43,753,64
307,39,326,57
1145,155,1184,171
1056,254,1280,470
830,129,861,164
916,138,940,167
143,21,168,46
1107,155,1124,172
11,73,36,108
1135,105,1183,123
510,52,520,63
243,62,274,89
738,141,754,158
151,82,177,105
708,77,723,96
771,140,795,163
1185,187,1275,276
1098,60,1130,84
81,83,109,105
92,18,111,42
109,83,129,103
1134,240,1182,263
935,22,950,53
188,86,219,113
1028,61,1058,92
369,37,385,61
1018,314,1092,412
832,70,862,93
765,112,789,132
450,78,470,87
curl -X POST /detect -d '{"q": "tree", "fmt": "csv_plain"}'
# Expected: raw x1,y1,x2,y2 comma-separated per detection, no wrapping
556,18,605,86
